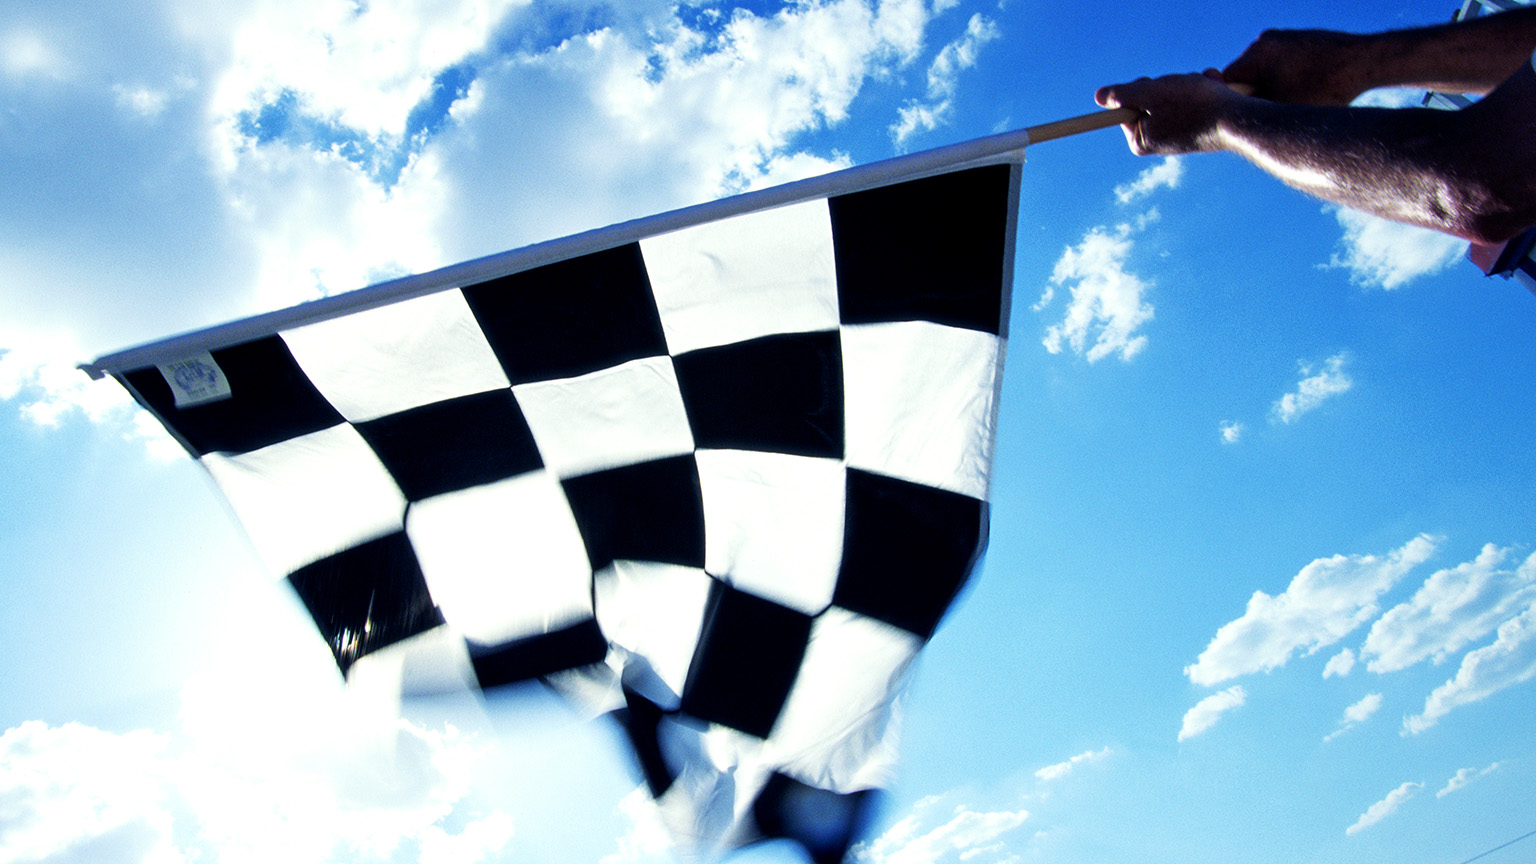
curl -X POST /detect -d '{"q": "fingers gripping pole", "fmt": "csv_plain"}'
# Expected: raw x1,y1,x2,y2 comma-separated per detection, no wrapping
1024,82,1253,145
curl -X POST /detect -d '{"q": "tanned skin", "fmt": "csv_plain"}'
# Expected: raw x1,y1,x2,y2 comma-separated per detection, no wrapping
1095,7,1536,245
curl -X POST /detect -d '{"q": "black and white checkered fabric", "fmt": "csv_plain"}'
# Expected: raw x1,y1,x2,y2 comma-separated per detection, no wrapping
116,163,1018,863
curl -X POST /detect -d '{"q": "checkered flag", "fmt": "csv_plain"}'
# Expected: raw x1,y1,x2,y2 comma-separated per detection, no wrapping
92,156,1020,863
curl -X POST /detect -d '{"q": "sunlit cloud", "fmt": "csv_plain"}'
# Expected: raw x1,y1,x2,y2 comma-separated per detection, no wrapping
1403,601,1536,735
0,574,520,864
1114,157,1182,205
1363,546,1536,674
0,721,180,864
1272,352,1352,424
1325,207,1466,290
1219,420,1243,444
209,0,530,142
1184,536,1436,686
0,712,510,864
1033,746,1111,782
1177,686,1246,742
199,0,955,316
1323,89,1462,291
1038,219,1155,363
1346,781,1420,835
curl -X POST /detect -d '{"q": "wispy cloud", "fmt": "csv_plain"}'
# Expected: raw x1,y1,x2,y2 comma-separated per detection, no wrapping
1403,601,1536,734
1323,692,1382,742
1114,157,1182,205
1038,217,1156,363
852,794,1029,864
1272,353,1352,424
1346,782,1420,835
1034,747,1111,782
1178,685,1247,742
1219,420,1243,444
1184,536,1436,686
1436,763,1500,798
1326,207,1466,290
891,13,1001,144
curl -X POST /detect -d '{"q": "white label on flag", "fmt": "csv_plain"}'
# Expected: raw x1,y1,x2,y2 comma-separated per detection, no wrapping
157,352,232,408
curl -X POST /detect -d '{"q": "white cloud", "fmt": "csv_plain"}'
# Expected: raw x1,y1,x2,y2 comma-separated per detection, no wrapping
0,707,502,864
1436,763,1500,798
417,812,516,864
1114,157,1183,205
586,0,933,194
1343,692,1383,724
1,28,67,80
1324,692,1383,742
1039,220,1155,363
1323,648,1356,679
1346,782,1420,835
169,617,499,864
209,0,531,142
853,795,1029,864
198,0,951,318
1033,746,1111,782
1184,536,1437,686
1403,600,1536,735
1219,421,1243,444
218,142,453,310
1362,547,1536,674
0,721,182,864
113,83,172,118
0,342,183,461
0,584,517,864
743,149,855,191
1272,352,1352,424
891,13,1000,143
1178,686,1246,742
1326,207,1466,290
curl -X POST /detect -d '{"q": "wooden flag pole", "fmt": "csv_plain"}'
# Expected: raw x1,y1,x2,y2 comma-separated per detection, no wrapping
1023,107,1139,145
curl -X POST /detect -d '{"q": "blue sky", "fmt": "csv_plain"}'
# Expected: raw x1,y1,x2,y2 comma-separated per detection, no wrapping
3,1,1535,863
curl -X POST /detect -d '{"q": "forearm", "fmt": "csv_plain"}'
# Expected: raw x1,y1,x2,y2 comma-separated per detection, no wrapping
1213,94,1536,243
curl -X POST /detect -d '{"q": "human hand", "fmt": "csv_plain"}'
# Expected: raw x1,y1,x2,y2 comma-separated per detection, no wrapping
1094,70,1244,156
1222,29,1367,105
